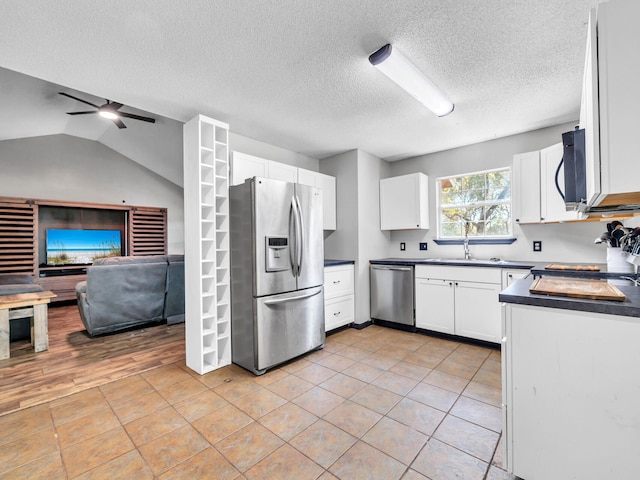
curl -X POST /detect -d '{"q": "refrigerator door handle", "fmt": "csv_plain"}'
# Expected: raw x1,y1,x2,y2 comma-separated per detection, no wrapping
263,288,322,305
295,195,304,277
289,196,298,276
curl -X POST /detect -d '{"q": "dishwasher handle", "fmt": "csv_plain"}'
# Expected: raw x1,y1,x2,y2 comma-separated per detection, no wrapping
371,265,413,272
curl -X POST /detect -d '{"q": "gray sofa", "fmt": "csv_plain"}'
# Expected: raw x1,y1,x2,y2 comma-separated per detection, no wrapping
0,273,44,341
75,255,184,336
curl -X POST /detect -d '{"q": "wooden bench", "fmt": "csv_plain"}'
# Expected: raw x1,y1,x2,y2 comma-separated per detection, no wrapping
0,291,57,359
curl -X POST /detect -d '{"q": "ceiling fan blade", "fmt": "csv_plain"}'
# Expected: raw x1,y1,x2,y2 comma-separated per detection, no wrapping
119,112,156,123
108,102,123,110
59,92,100,109
67,111,98,115
113,118,127,129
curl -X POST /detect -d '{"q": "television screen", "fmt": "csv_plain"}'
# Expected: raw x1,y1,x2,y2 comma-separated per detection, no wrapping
46,229,122,265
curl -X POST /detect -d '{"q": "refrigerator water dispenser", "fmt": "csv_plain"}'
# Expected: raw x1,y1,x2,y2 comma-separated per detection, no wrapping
265,236,290,272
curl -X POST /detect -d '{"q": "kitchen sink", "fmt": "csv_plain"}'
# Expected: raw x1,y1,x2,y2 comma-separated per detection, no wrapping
423,258,509,265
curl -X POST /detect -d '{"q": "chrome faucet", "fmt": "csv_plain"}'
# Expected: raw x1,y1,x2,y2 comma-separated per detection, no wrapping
463,235,471,260
462,221,472,260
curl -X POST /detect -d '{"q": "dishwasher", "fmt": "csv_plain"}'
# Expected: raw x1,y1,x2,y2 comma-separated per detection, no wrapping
370,264,415,329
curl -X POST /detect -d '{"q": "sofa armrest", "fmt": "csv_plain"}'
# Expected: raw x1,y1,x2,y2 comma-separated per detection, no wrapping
76,281,87,295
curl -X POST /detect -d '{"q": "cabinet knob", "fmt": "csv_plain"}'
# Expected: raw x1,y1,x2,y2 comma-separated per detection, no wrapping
333,280,340,284
515,218,520,222
333,311,341,316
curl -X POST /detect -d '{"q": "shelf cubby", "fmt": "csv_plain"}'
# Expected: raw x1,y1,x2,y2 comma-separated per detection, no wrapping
184,114,231,374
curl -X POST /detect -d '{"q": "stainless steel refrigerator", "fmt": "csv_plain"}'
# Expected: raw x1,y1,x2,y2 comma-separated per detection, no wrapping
230,177,325,375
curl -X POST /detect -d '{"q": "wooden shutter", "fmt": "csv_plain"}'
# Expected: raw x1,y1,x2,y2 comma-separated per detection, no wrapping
128,207,167,256
0,201,37,274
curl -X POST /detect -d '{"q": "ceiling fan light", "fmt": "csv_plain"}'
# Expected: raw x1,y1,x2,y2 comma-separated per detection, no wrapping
99,109,118,120
369,44,454,117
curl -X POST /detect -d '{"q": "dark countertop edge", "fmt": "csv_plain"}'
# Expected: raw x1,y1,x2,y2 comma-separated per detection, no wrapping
499,277,640,318
369,258,533,269
324,259,355,267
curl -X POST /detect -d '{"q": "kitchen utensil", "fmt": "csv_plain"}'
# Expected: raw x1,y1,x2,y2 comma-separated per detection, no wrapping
611,228,625,247
545,264,600,271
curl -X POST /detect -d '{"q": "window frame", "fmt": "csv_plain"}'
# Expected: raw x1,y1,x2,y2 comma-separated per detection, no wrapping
435,167,513,241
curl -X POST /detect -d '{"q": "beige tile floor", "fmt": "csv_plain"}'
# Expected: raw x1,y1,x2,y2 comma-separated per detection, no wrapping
0,325,516,479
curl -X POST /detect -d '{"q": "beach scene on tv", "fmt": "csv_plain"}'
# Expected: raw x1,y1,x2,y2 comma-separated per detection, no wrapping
46,229,122,265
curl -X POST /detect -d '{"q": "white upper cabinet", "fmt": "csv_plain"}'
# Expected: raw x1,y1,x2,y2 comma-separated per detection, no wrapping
268,161,298,183
231,152,336,230
512,146,585,225
512,151,541,224
582,1,640,208
298,168,337,230
380,173,429,230
230,152,297,185
230,152,268,185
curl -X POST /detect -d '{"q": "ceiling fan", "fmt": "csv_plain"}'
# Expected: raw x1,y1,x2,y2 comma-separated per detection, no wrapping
58,92,156,129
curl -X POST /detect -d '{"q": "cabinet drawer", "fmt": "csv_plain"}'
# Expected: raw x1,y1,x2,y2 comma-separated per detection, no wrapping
324,295,354,332
324,265,354,299
415,265,501,284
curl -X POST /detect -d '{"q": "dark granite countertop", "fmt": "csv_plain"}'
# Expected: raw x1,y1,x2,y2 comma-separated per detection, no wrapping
499,276,640,318
324,259,355,267
369,257,534,269
530,262,638,281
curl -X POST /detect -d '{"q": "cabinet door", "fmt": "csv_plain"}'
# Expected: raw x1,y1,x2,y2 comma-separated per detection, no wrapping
540,143,584,223
380,173,429,230
268,161,297,183
502,269,528,288
298,168,337,231
454,281,502,343
512,151,541,224
319,173,336,230
415,278,454,334
297,168,317,187
580,9,601,207
231,152,268,186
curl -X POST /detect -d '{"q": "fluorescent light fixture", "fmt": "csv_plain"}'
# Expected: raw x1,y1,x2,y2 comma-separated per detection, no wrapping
369,44,454,117
98,107,118,120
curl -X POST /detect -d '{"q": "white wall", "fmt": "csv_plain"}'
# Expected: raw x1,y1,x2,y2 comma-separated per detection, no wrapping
386,122,612,264
0,134,185,252
321,149,391,324
356,150,391,323
321,150,359,262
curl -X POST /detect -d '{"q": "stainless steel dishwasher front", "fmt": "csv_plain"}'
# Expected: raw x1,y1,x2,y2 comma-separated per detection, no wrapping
370,264,415,327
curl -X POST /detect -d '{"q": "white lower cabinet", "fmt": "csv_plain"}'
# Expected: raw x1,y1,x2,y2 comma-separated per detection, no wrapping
415,265,502,343
503,303,640,479
324,264,354,332
415,278,455,335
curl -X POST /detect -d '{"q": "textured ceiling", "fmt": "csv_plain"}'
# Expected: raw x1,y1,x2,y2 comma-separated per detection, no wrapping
0,0,601,163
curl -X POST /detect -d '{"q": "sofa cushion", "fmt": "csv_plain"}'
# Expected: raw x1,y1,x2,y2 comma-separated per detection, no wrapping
93,255,168,266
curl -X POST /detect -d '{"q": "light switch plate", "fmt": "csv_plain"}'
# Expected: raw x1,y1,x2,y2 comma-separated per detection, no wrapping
419,242,428,251
400,242,406,251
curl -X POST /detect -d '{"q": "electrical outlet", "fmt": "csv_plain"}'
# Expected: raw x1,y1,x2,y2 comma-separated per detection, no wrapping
400,242,406,251
533,240,542,252
419,242,428,251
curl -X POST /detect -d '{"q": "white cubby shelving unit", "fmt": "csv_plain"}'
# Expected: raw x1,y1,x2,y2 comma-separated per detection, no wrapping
183,115,231,374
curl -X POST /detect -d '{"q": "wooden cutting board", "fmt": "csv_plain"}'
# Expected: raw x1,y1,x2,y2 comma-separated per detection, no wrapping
544,264,601,271
529,277,626,301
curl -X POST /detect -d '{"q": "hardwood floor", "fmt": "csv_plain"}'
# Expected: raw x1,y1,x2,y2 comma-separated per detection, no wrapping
0,302,185,416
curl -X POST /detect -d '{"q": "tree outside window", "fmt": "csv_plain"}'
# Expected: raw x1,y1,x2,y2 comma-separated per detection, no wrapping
438,168,512,238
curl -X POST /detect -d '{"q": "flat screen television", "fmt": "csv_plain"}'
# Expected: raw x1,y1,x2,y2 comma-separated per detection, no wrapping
46,229,122,266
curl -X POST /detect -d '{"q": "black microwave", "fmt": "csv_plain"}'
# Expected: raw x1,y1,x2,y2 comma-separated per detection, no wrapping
556,127,586,211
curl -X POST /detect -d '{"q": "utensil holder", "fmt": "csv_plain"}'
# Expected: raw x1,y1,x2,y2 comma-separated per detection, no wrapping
607,247,635,285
